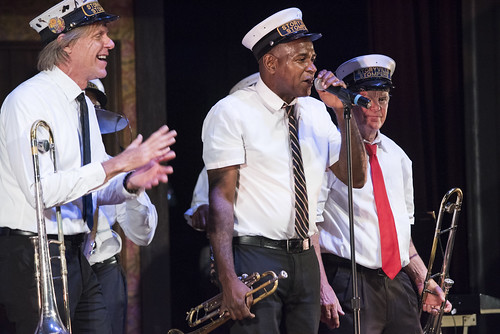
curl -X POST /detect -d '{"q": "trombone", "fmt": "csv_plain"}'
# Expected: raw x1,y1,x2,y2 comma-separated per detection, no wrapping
30,120,71,334
168,270,288,334
420,187,463,334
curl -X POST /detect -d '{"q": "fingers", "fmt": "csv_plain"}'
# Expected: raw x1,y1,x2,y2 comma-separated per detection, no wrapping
316,69,347,89
320,305,341,329
141,126,177,160
127,134,143,149
444,300,453,313
156,148,176,163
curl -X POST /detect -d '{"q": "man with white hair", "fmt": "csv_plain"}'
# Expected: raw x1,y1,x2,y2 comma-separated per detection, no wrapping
0,1,176,332
317,54,452,333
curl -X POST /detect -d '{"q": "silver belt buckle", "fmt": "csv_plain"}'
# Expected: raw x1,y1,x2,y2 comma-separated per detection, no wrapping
286,238,310,253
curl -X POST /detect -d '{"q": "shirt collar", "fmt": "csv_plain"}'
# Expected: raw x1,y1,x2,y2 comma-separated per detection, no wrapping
255,76,298,113
364,131,388,152
46,66,85,102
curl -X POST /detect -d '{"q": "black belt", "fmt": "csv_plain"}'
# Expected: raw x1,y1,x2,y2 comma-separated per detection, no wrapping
321,253,389,277
0,227,85,245
233,235,311,253
91,255,119,270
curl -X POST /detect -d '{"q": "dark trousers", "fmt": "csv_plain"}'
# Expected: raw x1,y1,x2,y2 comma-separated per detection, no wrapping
0,234,111,334
229,243,320,334
91,255,127,334
318,254,422,334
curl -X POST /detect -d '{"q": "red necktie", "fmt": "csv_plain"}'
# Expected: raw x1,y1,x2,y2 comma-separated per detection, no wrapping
365,143,401,279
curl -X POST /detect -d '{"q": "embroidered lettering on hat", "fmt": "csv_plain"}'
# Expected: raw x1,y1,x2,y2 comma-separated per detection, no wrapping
353,67,392,82
277,19,307,37
82,2,105,17
335,54,396,90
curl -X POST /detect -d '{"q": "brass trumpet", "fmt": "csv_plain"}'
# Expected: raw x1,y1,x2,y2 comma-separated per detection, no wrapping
30,120,71,333
168,270,288,334
420,187,463,334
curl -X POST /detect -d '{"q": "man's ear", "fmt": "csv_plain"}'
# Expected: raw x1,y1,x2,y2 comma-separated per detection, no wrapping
262,53,277,74
57,34,71,53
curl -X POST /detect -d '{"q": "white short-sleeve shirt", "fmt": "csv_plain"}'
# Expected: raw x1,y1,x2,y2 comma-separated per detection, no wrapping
202,77,341,240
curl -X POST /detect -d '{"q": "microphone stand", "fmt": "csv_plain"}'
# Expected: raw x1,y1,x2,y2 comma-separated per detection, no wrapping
342,102,361,334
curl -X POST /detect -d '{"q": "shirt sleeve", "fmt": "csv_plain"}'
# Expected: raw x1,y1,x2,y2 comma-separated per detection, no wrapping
402,155,415,225
202,99,246,170
1,88,106,209
184,166,209,226
114,191,158,246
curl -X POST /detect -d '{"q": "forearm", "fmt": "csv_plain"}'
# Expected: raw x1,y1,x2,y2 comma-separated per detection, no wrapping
208,199,237,284
403,239,427,293
206,166,239,285
331,115,367,188
312,233,330,290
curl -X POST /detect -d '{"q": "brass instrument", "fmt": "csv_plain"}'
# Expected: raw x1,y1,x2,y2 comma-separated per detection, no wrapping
420,187,463,334
168,270,288,334
30,120,71,334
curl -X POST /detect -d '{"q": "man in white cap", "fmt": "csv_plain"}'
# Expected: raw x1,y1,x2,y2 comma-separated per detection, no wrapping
0,1,176,332
202,8,367,333
317,54,452,333
84,79,158,334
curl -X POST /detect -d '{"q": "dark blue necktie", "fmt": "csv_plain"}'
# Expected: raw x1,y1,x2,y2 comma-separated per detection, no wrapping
76,93,94,231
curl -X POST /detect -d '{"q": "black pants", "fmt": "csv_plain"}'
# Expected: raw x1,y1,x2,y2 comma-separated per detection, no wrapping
229,243,320,334
318,254,422,334
0,234,111,334
91,256,127,334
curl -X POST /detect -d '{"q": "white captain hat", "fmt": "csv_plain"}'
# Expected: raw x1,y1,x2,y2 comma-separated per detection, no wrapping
335,54,396,91
229,72,260,94
30,0,119,45
86,79,107,108
242,8,321,60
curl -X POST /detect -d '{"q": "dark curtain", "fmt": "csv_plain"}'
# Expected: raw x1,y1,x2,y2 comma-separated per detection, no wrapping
367,0,468,291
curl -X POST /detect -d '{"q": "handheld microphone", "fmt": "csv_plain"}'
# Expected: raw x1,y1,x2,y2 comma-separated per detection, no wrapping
314,78,372,109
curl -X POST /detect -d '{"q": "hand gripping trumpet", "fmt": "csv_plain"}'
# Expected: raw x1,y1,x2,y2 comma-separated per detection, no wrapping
168,270,288,334
30,120,71,334
420,187,463,334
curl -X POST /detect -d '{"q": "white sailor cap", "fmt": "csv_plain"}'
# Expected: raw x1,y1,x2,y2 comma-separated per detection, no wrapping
229,72,260,94
335,54,396,91
29,0,119,45
242,8,321,60
86,79,107,108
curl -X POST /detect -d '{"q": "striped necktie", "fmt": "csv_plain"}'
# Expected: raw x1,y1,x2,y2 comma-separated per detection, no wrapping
365,143,401,279
286,104,309,239
76,93,94,231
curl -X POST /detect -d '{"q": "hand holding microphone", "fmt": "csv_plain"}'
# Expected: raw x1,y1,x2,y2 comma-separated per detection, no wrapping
314,77,372,109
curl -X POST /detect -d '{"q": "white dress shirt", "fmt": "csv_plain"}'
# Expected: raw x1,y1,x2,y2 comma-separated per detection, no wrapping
317,133,414,269
86,192,158,265
0,67,135,234
184,166,209,227
202,77,341,240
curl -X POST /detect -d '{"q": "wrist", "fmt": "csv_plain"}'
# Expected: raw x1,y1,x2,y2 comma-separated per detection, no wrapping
123,171,139,194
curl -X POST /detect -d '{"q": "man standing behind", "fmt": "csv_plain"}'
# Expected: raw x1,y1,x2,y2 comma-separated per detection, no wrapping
202,8,366,334
0,1,176,333
85,79,159,334
317,54,452,334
